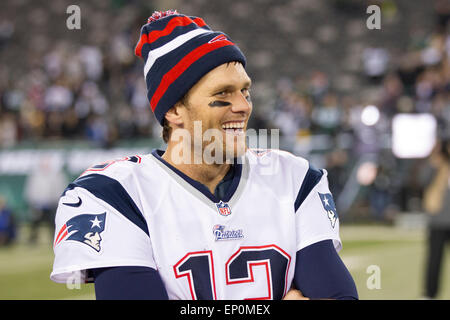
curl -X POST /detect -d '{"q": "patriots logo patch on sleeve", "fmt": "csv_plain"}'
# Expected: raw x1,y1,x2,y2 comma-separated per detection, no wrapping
54,213,106,252
318,193,338,228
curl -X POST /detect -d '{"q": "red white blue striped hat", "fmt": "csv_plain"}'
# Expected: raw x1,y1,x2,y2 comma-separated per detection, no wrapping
135,10,247,125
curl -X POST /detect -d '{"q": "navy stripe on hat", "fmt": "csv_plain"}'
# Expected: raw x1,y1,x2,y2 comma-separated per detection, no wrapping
139,18,211,62
144,31,232,106
136,14,209,60
154,44,247,123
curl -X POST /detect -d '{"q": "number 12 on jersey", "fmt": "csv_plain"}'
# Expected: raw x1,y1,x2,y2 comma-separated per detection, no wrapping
173,244,291,300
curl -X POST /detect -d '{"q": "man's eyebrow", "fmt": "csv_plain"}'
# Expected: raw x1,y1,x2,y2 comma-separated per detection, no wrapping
210,80,252,94
210,84,234,93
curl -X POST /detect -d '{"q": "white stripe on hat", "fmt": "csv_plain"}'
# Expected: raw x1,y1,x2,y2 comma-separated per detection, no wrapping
144,28,210,78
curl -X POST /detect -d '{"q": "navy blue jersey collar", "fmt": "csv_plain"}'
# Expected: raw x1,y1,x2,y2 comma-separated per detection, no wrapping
151,149,242,203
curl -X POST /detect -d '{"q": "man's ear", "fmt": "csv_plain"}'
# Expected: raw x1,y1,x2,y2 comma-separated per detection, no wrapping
165,104,184,126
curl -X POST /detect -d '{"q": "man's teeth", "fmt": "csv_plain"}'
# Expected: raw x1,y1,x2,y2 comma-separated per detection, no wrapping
222,122,244,129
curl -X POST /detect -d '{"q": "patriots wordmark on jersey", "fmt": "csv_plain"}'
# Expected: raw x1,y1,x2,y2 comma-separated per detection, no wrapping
51,149,341,300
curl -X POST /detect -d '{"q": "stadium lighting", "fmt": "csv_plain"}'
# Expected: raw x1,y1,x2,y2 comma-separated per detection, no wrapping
392,113,437,159
361,105,380,126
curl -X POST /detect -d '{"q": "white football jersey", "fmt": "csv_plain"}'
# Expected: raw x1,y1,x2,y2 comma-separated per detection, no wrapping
51,149,341,300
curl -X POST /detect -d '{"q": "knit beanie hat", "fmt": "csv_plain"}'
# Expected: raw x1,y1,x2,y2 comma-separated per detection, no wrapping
135,10,247,125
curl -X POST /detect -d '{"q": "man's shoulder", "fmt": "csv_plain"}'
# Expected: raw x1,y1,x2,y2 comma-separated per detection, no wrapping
246,148,310,171
245,149,316,198
62,155,154,201
60,155,151,234
76,155,147,182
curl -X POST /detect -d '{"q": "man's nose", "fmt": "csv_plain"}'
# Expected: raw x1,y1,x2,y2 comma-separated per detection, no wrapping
230,92,251,114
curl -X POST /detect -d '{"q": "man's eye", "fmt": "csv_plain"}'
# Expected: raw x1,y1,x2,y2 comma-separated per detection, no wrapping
241,88,251,95
216,91,228,97
242,88,251,101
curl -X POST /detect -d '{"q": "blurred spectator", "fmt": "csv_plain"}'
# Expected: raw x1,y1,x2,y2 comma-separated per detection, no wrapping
368,162,393,221
434,0,450,29
0,19,14,49
44,84,73,112
422,137,450,299
379,73,404,116
325,148,349,200
23,156,68,244
0,195,16,246
311,92,342,135
309,71,329,104
78,46,103,81
0,112,18,147
362,48,389,84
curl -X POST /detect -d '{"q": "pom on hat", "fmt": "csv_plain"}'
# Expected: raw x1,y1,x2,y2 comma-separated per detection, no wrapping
147,10,178,24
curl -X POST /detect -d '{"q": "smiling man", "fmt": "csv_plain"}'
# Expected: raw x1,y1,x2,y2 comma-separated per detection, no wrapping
51,10,358,300
162,61,251,193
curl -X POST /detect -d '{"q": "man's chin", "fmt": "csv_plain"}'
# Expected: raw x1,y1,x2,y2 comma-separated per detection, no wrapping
223,130,246,156
223,143,246,163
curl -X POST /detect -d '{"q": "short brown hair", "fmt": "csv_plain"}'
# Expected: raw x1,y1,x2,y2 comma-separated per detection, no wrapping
162,118,171,143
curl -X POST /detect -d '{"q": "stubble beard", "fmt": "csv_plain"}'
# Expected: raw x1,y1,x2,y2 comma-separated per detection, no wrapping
169,122,247,165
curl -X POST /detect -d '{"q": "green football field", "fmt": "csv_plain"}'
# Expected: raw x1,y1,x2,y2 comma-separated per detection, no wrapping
0,224,449,300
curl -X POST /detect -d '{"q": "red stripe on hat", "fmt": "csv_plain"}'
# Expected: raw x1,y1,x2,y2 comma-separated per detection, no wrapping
135,35,146,58
135,16,202,58
193,17,206,27
150,39,234,111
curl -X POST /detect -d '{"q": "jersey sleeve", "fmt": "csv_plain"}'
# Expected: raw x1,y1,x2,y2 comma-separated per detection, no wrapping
294,166,342,252
50,174,156,284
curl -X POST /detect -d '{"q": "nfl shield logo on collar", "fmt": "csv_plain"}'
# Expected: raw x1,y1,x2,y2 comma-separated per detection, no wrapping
216,201,232,216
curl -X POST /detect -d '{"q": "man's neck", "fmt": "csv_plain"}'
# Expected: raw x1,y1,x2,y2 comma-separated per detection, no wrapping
161,146,231,194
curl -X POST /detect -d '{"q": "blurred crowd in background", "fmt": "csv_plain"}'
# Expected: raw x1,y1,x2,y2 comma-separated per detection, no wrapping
0,0,449,232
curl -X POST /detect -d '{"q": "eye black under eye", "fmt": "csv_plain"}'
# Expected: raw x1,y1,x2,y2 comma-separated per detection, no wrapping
209,100,231,107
